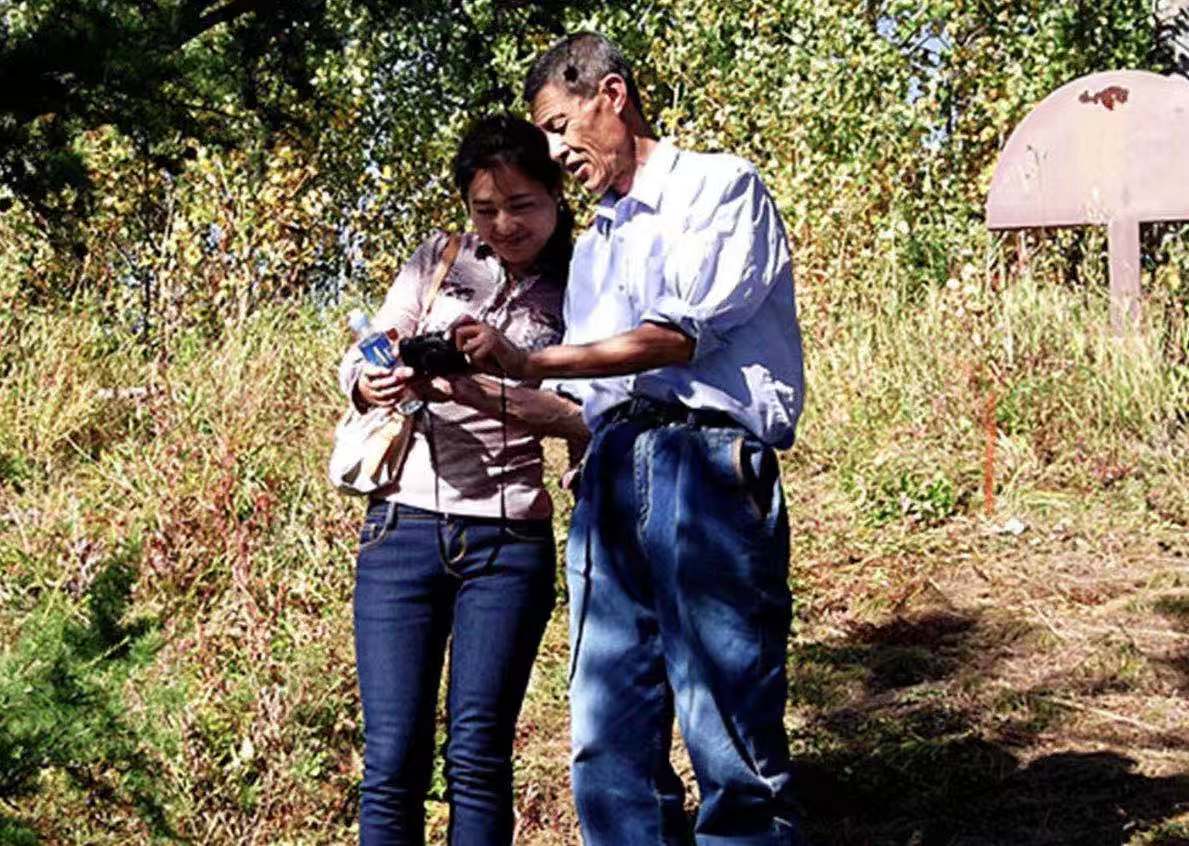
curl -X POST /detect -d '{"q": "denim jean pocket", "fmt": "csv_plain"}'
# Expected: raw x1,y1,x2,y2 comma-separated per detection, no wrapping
702,430,777,531
502,518,553,543
358,501,396,551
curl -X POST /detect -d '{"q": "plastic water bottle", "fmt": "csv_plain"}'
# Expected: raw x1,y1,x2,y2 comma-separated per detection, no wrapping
348,309,399,368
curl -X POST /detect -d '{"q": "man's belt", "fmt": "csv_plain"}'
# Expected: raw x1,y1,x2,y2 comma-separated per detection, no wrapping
601,396,743,431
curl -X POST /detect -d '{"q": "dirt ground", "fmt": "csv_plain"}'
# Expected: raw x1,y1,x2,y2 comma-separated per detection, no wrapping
782,489,1189,845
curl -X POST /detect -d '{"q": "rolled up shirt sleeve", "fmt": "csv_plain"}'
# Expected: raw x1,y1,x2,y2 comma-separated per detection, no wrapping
640,167,789,361
337,231,447,399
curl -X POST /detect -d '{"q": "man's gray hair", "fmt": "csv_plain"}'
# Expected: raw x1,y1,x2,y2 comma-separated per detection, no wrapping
524,32,645,115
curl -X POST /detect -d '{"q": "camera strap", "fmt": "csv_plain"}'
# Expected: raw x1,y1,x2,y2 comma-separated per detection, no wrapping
425,376,508,574
419,235,511,573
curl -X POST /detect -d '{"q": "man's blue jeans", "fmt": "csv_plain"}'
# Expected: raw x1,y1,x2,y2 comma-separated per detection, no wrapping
354,502,555,845
567,416,802,845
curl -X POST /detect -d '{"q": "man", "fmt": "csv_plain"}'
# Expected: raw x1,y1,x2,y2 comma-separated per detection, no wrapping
455,32,806,845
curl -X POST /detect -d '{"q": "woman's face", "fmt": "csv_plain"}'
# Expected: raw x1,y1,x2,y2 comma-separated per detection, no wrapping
466,163,558,274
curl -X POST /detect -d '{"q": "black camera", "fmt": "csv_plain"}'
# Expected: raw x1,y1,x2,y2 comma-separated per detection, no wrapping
398,331,469,377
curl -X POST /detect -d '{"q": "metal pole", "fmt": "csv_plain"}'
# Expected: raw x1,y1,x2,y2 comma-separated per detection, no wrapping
1107,217,1142,333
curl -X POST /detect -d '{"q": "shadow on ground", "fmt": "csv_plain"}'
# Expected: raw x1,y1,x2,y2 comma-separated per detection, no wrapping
790,611,1189,845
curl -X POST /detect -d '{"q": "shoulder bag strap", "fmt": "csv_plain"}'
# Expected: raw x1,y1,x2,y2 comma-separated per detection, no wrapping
420,232,463,321
373,233,463,488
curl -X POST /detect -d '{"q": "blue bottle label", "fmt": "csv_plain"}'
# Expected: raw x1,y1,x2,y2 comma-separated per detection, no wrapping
360,335,399,368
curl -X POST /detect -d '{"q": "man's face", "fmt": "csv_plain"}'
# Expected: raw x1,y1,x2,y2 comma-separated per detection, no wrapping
531,80,630,196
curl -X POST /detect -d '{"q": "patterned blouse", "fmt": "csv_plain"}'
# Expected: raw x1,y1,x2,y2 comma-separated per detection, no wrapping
338,230,566,519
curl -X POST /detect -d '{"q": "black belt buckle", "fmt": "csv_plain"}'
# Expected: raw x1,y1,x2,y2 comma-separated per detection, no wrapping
611,397,739,431
688,407,739,430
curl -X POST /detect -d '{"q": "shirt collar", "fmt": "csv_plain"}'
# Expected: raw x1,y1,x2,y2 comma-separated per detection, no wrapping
623,138,677,212
592,139,677,236
593,194,618,235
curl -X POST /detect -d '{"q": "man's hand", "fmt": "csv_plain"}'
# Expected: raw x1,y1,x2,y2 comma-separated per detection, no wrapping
357,364,416,408
453,316,530,378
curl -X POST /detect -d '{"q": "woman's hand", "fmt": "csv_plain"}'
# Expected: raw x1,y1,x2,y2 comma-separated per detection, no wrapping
357,365,417,408
452,316,530,378
403,376,455,404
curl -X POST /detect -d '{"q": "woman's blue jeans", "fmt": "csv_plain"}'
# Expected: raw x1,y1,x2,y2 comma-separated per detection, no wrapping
353,502,555,845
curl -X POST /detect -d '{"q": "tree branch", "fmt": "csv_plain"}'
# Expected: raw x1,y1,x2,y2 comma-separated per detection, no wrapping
175,0,270,47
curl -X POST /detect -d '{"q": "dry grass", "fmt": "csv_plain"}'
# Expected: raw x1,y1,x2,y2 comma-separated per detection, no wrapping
1,239,1186,844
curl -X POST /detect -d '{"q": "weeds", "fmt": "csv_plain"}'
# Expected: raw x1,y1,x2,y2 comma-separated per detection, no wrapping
1,234,1186,841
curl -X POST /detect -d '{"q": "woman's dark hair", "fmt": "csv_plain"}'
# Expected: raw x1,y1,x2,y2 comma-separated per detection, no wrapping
452,112,574,271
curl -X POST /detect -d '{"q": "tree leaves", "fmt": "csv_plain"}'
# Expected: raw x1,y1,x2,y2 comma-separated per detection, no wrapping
0,0,1176,318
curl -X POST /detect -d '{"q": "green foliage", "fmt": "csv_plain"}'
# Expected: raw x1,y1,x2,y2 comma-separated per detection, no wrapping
0,541,172,836
0,817,39,846
0,1,1187,841
844,463,960,526
0,0,624,294
1,0,336,221
0,452,32,493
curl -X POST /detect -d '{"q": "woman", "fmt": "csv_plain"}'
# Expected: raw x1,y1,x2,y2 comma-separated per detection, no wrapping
338,114,587,845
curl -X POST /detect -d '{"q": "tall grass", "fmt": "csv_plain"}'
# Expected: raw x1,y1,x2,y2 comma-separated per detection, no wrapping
0,233,1185,840
797,238,1187,531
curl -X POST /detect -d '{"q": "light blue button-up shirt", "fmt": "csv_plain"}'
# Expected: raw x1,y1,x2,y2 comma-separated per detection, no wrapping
552,139,805,448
